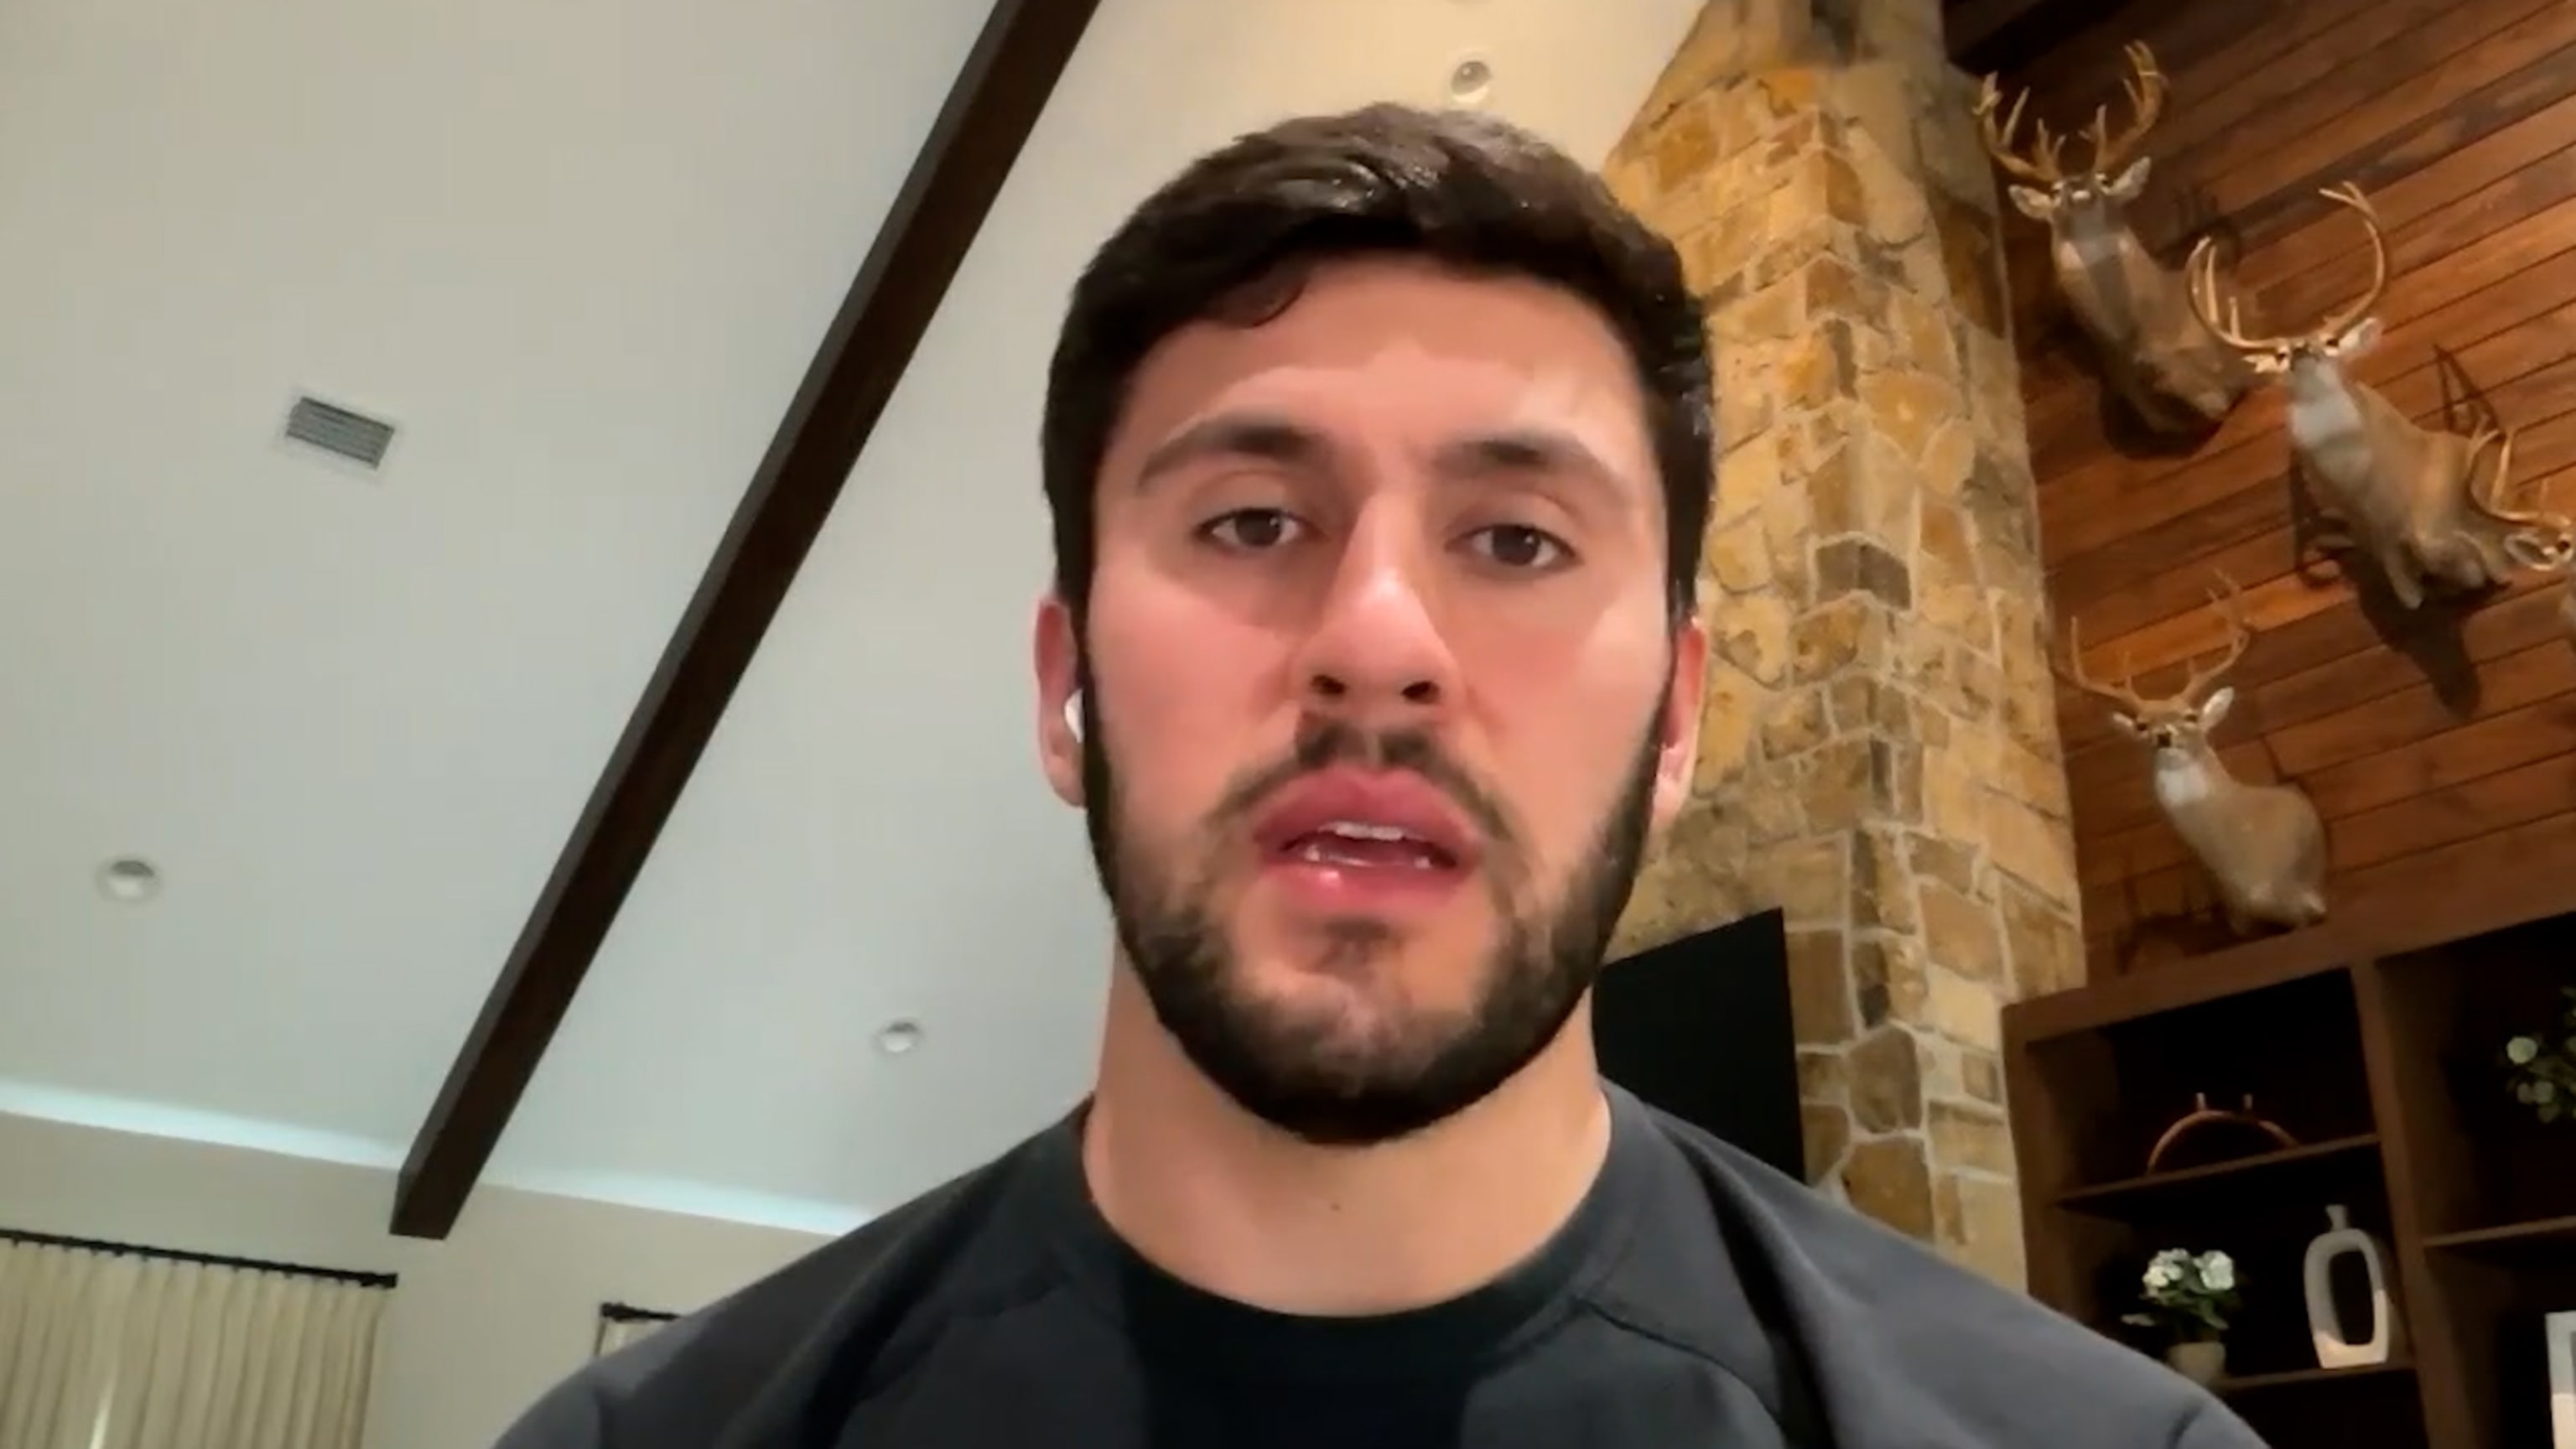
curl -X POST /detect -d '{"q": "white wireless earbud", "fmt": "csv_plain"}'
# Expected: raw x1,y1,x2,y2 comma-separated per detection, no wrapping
1062,692,1083,741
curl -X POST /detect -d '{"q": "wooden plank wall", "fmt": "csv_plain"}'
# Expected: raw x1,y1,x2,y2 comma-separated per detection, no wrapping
1989,0,2576,976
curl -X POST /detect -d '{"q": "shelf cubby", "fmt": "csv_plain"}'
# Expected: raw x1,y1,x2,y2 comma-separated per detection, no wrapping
2004,898,2576,1449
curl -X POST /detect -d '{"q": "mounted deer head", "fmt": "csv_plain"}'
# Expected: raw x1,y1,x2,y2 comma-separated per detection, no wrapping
2187,183,2572,610
2058,575,2328,934
2498,478,2576,653
1977,42,2251,433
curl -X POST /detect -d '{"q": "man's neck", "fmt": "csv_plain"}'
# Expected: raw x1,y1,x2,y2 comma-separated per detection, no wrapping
1080,986,1612,1317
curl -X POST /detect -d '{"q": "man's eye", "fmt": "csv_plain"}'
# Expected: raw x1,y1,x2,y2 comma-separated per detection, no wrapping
1467,523,1570,570
1198,509,1303,551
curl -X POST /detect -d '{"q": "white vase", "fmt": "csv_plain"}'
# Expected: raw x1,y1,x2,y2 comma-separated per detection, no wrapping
2544,1309,2573,1449
2166,1338,2227,1386
2304,1202,2400,1368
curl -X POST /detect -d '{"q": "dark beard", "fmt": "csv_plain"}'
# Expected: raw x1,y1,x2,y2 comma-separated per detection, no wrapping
1078,699,1664,1147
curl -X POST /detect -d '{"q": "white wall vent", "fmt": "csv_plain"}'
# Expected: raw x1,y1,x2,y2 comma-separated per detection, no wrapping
283,395,397,470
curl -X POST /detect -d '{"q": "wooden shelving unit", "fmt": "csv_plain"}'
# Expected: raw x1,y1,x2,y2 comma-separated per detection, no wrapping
2003,899,2576,1449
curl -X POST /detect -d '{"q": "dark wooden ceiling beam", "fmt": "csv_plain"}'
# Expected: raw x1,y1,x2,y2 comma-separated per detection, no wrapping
1945,0,2046,64
391,0,1103,1239
1945,0,2097,77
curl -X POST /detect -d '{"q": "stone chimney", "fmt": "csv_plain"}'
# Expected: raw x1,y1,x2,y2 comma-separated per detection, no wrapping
1601,0,2085,1291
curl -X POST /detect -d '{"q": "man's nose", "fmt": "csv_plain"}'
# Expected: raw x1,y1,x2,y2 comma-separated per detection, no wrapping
1288,517,1461,729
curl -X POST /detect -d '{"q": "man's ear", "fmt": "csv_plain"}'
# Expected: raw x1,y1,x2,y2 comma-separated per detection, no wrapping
1649,616,1708,835
1033,593,1085,808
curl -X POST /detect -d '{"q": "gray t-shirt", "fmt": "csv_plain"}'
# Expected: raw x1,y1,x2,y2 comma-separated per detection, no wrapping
496,1085,2262,1446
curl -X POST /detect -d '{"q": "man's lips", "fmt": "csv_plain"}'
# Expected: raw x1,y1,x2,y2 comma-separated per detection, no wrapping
1249,768,1479,873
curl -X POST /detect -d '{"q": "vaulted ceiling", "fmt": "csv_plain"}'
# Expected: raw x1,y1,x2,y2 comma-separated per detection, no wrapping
0,0,1734,1235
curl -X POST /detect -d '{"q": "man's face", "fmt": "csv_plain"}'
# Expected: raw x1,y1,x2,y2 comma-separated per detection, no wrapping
1035,256,1704,1146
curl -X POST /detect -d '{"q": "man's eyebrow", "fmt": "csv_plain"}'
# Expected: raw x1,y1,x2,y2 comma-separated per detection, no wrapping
1134,413,1331,489
1431,427,1628,496
1132,416,1633,500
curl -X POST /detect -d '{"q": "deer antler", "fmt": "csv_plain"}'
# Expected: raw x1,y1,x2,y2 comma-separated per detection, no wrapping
2064,574,2256,716
1974,74,2066,185
2174,573,2254,704
2465,427,2532,521
2314,183,2390,341
2087,41,2168,175
2051,609,2153,714
2464,427,2575,533
2185,184,2389,356
2184,238,2296,353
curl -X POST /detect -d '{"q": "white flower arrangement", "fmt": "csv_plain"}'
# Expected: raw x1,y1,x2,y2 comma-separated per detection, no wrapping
2501,986,2576,1125
2121,1248,2241,1343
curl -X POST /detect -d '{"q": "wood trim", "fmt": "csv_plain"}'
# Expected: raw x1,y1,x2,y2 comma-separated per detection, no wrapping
388,0,1104,1239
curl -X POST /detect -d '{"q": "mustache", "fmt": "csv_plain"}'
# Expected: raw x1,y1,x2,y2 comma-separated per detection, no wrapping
1202,717,1517,853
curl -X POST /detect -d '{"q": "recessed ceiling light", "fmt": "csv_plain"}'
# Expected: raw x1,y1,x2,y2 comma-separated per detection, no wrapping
875,1020,925,1057
96,856,162,904
1447,55,1494,106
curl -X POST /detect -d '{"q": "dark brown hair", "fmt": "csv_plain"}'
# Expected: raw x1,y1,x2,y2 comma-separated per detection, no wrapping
1039,102,1714,626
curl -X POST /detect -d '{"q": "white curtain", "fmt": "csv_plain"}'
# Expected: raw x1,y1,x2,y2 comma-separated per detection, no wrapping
590,1308,673,1359
0,1237,389,1449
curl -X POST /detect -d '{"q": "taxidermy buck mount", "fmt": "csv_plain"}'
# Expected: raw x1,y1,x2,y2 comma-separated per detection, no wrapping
2515,527,2576,655
2489,463,2576,651
2186,182,2573,611
2057,575,2329,936
1976,42,2252,434
2545,547,2576,653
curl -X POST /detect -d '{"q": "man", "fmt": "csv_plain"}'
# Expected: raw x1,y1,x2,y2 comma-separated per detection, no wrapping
497,105,2264,1447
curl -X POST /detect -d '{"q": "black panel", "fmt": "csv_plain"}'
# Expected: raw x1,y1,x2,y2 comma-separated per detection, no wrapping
1593,909,1803,1180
